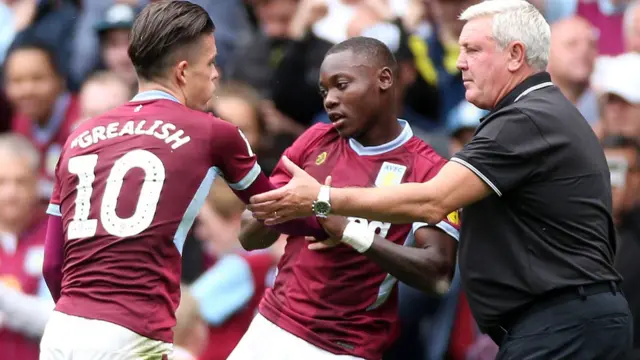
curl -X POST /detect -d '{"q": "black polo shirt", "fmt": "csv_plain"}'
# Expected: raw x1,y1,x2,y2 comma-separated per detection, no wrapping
452,72,621,332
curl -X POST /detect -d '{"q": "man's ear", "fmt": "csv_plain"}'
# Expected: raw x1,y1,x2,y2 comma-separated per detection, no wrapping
378,67,393,91
507,41,527,73
175,60,189,86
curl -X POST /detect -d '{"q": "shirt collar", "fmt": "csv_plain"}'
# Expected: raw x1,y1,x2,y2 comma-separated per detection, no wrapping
131,90,180,103
484,72,554,120
348,119,413,156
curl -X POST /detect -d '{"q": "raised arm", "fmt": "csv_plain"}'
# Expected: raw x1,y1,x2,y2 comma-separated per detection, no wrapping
329,161,490,224
249,156,491,225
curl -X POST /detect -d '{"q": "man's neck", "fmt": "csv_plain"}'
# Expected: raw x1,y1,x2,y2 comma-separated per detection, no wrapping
354,115,403,147
137,81,186,105
492,69,539,108
553,78,588,104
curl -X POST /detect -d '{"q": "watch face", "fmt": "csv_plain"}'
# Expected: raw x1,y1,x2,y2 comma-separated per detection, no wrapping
313,201,330,215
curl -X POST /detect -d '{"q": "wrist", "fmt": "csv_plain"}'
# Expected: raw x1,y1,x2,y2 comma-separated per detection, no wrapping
341,220,374,253
312,185,332,218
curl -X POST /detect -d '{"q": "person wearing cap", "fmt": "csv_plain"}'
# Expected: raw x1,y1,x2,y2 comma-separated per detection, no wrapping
446,100,486,156
597,52,640,140
249,2,632,358
94,3,138,90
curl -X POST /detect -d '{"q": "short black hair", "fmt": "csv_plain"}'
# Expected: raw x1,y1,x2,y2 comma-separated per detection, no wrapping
325,36,398,74
601,135,640,163
4,37,63,77
128,1,215,81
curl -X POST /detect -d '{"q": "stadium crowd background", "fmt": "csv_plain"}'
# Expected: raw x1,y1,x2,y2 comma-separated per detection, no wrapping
0,0,639,359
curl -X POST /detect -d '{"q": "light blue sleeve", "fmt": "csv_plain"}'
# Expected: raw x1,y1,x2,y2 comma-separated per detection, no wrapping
190,254,255,326
544,0,578,23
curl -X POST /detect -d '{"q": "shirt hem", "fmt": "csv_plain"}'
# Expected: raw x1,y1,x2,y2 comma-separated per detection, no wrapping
56,296,173,343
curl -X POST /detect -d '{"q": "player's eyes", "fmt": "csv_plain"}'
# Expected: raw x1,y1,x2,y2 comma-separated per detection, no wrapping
336,82,348,90
318,88,328,98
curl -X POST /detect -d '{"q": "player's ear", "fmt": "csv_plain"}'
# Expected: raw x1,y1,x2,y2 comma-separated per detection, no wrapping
378,67,393,91
175,60,189,86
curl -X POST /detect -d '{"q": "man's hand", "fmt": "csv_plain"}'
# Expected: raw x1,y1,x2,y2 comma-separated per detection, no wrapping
248,156,323,225
306,214,349,250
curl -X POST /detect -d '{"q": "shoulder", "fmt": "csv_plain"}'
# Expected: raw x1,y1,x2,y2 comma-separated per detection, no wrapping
287,123,337,155
403,136,448,174
297,123,336,143
477,106,540,142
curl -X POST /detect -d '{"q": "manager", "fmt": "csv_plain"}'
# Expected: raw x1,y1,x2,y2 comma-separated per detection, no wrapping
249,1,632,358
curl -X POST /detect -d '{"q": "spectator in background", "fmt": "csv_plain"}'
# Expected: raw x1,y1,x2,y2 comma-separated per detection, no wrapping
189,0,253,72
3,1,78,87
268,0,333,127
0,0,38,64
0,134,54,360
94,3,138,91
446,100,485,156
597,52,640,139
543,0,628,56
4,39,79,200
227,0,299,98
174,285,208,360
78,70,133,125
625,1,640,52
404,0,481,127
547,16,600,123
604,136,640,358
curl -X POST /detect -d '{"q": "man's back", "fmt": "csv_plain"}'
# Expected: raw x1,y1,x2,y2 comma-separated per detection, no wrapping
47,91,259,342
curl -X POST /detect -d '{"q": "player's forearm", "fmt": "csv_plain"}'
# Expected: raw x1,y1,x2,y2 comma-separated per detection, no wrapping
363,236,455,295
331,183,447,225
237,173,328,240
43,215,64,302
239,218,281,251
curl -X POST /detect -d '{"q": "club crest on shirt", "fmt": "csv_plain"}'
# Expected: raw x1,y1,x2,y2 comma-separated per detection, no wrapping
447,210,460,225
375,162,407,187
24,246,45,277
316,151,327,165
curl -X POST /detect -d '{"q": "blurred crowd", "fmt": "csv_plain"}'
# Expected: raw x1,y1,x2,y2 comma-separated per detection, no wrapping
0,0,640,359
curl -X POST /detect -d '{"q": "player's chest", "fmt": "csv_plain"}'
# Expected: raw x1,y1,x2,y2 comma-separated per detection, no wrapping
300,145,413,188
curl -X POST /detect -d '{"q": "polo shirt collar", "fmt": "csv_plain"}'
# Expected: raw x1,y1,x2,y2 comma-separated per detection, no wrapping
483,72,553,120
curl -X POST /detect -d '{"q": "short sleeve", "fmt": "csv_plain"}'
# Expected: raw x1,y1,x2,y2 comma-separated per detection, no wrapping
269,124,328,188
411,150,461,241
451,110,548,197
47,155,62,217
214,123,262,192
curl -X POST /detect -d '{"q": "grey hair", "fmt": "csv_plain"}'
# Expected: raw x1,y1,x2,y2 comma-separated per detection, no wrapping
459,0,551,71
624,0,640,37
0,134,41,171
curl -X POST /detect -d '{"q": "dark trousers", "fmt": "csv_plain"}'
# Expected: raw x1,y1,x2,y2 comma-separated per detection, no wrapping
494,286,633,359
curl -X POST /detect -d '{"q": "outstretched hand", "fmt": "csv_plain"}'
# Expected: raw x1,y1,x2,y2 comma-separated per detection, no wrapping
248,156,323,225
